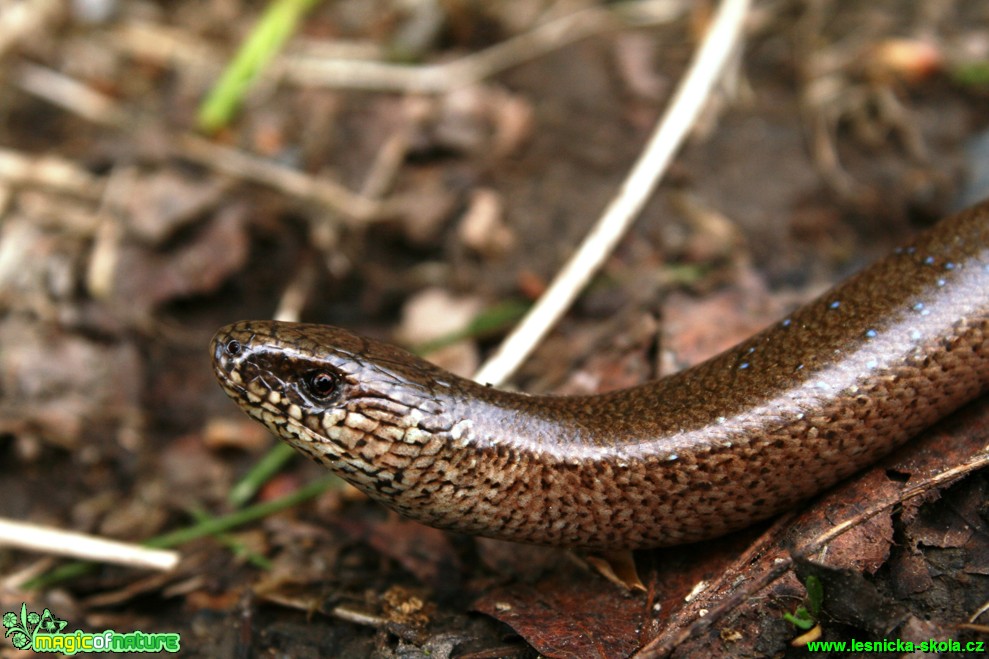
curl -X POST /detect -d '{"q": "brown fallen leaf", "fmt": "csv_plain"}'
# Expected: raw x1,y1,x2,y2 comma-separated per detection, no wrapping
110,203,249,315
474,572,650,659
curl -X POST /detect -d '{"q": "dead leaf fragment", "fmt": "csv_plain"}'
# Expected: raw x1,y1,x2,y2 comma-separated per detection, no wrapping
397,287,482,376
458,187,514,257
123,170,230,244
474,574,647,659
110,203,249,314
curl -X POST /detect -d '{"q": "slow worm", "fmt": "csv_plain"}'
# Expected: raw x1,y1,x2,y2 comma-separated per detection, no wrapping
211,201,989,550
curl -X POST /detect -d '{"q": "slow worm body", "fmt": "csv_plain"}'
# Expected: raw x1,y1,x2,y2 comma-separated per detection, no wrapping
212,201,989,550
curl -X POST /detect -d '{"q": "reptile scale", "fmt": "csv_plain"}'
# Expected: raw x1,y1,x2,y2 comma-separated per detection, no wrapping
212,201,989,550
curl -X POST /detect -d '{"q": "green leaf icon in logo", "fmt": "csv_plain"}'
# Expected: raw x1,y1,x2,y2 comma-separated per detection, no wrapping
4,604,68,649
3,604,33,649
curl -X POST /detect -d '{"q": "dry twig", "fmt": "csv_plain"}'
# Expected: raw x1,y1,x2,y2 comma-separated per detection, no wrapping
0,518,179,579
280,1,687,93
473,0,752,386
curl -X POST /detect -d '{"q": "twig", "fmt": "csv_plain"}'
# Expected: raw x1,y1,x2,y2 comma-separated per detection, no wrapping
279,1,687,93
176,134,392,222
0,518,179,574
273,253,317,323
473,0,752,386
359,126,412,199
13,61,126,126
0,147,103,196
108,21,221,72
795,449,989,555
9,62,393,223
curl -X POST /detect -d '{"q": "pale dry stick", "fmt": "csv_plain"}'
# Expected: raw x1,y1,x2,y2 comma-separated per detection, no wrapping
11,61,390,223
958,623,989,635
473,0,751,386
273,254,318,323
359,127,412,199
2,557,58,593
14,62,126,126
0,518,179,576
280,1,687,93
110,21,224,73
330,605,393,630
177,134,392,223
797,450,989,555
85,167,134,301
633,447,989,658
0,148,103,197
274,79,413,321
277,104,415,306
970,600,989,624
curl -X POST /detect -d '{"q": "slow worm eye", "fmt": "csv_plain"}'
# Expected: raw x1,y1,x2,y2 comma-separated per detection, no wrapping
304,370,338,400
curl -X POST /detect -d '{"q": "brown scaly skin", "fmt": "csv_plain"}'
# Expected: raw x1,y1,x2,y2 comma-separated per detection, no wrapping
212,201,989,550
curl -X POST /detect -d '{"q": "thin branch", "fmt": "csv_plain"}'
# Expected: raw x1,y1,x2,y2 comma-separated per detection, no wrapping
0,147,103,196
176,134,392,222
273,253,317,322
279,1,687,93
796,449,989,554
13,62,126,126
473,0,752,386
9,62,394,223
0,518,179,573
